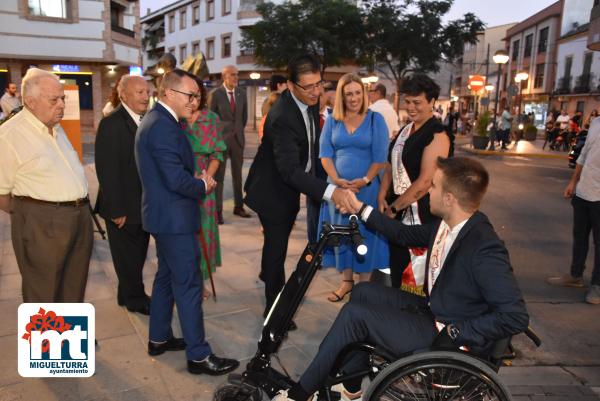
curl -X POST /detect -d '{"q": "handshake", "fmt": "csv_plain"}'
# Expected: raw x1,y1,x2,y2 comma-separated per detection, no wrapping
195,170,217,195
332,188,363,215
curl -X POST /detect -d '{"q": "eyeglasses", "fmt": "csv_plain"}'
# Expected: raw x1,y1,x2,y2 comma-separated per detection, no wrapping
293,80,325,92
170,88,201,103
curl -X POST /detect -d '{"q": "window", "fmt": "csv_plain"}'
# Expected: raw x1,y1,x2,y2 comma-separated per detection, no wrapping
534,63,545,88
180,9,186,30
168,13,175,33
583,52,593,75
207,0,215,20
576,101,585,114
524,34,533,58
564,56,573,78
180,45,187,62
206,38,215,59
192,41,200,56
192,4,199,25
222,0,232,15
538,27,549,54
222,34,231,58
168,46,175,55
28,0,69,18
512,39,520,61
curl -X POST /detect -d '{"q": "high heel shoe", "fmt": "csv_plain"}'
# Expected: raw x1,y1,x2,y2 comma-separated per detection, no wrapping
327,279,354,302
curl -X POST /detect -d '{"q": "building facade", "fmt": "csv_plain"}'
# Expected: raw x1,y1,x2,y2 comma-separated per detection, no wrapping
552,0,600,121
0,0,142,134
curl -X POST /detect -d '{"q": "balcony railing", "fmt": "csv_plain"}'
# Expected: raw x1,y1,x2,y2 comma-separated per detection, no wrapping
554,76,572,94
112,25,135,38
574,73,593,93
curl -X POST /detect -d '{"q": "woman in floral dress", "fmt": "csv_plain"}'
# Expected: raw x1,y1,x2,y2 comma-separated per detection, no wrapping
182,77,227,299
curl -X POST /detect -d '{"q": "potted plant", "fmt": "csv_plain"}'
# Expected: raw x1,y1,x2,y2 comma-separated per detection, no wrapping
523,123,538,141
472,111,490,150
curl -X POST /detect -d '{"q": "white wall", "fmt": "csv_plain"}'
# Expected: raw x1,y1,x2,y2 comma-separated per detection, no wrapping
561,0,594,36
556,37,600,90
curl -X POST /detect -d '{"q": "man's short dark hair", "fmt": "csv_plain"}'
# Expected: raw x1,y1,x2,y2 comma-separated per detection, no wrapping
373,83,386,98
287,54,321,84
400,73,440,102
269,74,287,91
436,156,489,212
159,68,197,96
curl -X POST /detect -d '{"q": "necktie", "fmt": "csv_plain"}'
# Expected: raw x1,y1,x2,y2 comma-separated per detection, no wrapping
228,91,235,113
319,113,325,129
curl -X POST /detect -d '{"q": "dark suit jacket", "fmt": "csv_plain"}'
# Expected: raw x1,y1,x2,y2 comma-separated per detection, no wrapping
208,85,247,147
95,105,143,224
134,102,206,234
244,89,328,222
366,210,529,348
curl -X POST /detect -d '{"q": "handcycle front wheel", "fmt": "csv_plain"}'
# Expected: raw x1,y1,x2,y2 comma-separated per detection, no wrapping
364,351,512,401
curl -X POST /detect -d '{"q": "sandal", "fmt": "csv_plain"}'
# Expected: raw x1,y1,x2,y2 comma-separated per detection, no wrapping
327,279,354,302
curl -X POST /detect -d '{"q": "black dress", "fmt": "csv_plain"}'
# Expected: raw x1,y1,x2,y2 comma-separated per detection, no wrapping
386,117,453,290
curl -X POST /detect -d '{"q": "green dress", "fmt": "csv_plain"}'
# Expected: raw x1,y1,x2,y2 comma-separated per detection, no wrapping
182,109,227,279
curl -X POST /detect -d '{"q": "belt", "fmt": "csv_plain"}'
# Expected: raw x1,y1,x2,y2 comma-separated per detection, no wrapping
14,195,89,207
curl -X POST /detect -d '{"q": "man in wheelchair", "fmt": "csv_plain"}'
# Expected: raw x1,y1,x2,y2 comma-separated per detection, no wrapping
273,157,529,401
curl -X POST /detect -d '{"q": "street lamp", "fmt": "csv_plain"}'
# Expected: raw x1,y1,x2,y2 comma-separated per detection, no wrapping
514,71,529,117
489,49,509,150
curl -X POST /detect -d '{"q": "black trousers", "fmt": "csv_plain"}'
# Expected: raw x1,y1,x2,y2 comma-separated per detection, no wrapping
215,137,244,211
105,221,150,308
298,282,437,394
258,213,297,315
570,196,600,285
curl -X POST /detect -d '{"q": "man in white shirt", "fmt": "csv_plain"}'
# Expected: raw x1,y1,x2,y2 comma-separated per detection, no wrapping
0,82,21,117
0,68,93,302
95,75,152,315
369,83,399,139
273,157,528,401
547,117,600,304
556,109,570,131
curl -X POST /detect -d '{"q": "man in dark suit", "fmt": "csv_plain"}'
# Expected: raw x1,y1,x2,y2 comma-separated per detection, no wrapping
209,65,249,224
244,54,354,319
95,75,151,315
135,69,238,375
273,157,529,401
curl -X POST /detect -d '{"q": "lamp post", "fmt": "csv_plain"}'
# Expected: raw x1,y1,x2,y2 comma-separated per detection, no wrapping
514,71,529,117
489,49,509,150
250,72,260,130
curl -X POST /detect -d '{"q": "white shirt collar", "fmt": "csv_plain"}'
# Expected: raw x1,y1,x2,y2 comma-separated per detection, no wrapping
157,100,179,122
121,102,143,126
290,90,308,113
223,84,235,94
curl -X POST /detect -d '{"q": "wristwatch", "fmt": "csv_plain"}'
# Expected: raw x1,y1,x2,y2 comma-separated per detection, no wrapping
362,176,372,186
447,324,460,341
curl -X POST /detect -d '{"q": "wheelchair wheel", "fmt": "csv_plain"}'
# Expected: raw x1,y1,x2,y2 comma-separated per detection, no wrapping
364,351,512,401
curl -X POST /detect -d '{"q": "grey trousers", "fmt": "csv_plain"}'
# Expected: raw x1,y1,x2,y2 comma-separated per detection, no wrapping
11,198,93,302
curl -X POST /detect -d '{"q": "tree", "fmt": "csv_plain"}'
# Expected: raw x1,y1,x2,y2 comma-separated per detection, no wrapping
240,0,366,73
361,0,484,98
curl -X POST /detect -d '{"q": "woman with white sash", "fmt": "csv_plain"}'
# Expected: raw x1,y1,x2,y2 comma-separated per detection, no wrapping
377,74,453,295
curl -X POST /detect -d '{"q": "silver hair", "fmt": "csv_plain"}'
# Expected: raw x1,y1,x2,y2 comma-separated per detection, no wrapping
117,74,145,99
21,68,59,100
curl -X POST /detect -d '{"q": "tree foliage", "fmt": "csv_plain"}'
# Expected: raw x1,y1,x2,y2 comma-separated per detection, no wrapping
240,0,365,72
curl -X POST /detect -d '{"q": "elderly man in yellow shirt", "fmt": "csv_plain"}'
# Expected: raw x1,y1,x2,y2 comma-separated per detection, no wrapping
0,68,93,303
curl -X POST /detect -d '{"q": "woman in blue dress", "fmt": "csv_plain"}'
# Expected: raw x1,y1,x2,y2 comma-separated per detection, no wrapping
319,73,390,302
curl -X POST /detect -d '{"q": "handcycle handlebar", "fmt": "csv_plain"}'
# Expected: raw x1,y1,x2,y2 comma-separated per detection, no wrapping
321,214,367,256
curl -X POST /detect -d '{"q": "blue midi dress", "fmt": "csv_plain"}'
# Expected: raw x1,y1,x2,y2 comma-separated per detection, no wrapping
318,110,390,272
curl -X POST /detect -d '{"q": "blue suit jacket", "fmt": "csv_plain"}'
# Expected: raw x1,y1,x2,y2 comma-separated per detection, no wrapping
135,103,206,234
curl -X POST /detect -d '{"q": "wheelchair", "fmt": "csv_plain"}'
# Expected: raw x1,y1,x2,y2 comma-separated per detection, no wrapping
214,216,541,401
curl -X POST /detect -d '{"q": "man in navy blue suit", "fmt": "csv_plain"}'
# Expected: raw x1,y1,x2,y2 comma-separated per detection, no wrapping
135,69,238,375
273,157,529,401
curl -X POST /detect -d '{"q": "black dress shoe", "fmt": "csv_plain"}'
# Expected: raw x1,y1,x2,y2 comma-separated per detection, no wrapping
148,337,187,356
217,211,224,225
233,207,251,218
187,354,239,375
127,303,150,316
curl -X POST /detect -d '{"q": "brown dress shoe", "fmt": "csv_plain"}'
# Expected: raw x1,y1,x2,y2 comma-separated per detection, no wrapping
233,207,251,218
546,274,584,287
